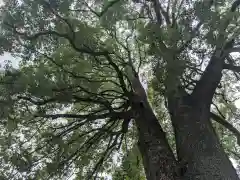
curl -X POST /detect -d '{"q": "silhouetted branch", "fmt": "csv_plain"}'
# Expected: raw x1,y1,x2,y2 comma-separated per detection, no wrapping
99,0,121,17
211,112,240,146
192,39,235,105
231,0,240,12
37,110,132,121
223,64,240,72
105,54,129,94
4,22,107,56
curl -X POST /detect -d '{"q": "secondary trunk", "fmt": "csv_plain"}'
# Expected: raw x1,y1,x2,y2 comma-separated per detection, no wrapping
134,99,178,180
168,95,239,180
130,75,179,180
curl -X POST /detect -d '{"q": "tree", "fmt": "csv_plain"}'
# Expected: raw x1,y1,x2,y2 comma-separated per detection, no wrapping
111,143,145,180
1,0,240,179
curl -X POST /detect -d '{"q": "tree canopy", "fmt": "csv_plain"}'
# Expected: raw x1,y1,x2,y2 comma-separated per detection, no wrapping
1,0,240,179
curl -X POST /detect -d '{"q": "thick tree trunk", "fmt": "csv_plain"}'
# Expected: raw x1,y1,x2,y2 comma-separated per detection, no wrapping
130,75,179,180
134,101,178,180
168,96,239,180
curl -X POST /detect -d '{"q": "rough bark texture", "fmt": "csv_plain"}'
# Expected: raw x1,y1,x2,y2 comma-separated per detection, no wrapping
163,40,240,179
131,75,179,180
168,94,239,180
135,102,178,180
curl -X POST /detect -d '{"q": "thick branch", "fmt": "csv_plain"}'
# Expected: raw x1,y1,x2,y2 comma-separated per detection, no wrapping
152,0,163,26
231,0,240,12
84,0,120,18
144,0,168,52
186,0,238,105
99,0,120,17
192,55,225,105
158,2,171,25
223,64,240,72
211,112,240,146
228,47,240,53
192,40,234,105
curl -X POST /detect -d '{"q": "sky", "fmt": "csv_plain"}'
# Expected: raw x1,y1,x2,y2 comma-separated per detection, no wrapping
0,52,20,69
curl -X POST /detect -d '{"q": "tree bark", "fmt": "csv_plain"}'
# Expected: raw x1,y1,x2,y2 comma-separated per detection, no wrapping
134,100,178,180
130,75,179,180
168,95,239,180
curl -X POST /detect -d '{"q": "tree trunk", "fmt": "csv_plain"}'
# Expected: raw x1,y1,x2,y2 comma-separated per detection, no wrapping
134,101,178,180
168,95,239,180
130,75,179,180
133,98,179,180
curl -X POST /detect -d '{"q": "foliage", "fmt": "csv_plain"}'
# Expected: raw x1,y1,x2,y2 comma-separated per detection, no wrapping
0,0,240,179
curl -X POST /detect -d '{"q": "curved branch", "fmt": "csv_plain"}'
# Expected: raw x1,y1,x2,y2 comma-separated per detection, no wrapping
231,0,240,12
99,0,121,17
211,112,240,146
4,22,107,56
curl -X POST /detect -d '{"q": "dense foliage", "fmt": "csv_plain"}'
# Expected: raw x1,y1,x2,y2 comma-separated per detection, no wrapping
1,0,240,179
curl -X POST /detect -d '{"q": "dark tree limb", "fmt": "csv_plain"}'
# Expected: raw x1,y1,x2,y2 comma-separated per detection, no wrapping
211,112,240,146
186,0,239,106
36,110,133,122
121,118,132,133
14,27,130,97
212,103,226,119
191,39,235,106
158,2,171,25
191,55,225,106
141,0,168,52
223,64,240,72
4,22,108,56
228,47,240,53
152,0,163,26
34,50,122,89
99,0,121,17
84,0,120,17
231,0,240,12
105,54,129,94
